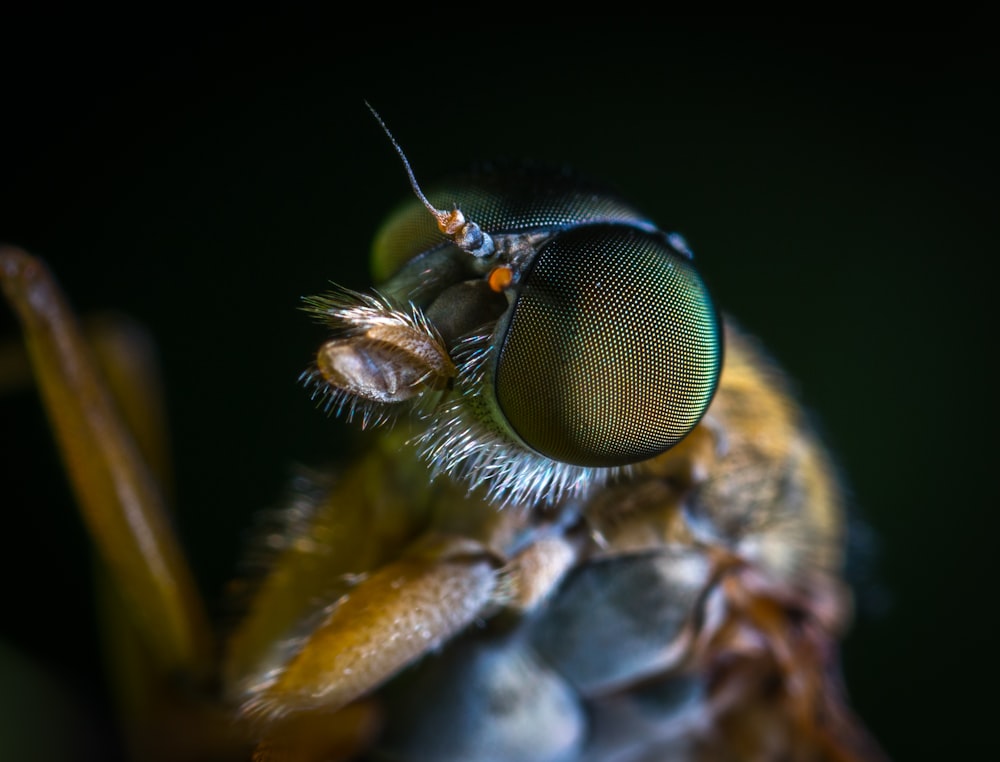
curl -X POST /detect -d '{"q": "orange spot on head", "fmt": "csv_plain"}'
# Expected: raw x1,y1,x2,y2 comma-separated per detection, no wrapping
488,266,514,292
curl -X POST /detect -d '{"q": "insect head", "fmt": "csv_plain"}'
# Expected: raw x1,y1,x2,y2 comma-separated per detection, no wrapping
301,108,723,506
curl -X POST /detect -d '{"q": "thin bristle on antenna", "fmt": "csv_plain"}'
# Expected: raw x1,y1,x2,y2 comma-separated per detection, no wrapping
365,101,439,217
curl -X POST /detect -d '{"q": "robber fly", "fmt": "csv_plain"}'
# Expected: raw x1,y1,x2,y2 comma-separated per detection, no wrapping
0,106,888,761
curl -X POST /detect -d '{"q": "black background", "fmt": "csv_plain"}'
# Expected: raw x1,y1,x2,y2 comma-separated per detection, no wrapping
1,14,994,761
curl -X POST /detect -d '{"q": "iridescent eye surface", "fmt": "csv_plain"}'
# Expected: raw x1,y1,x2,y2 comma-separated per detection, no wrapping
494,224,721,467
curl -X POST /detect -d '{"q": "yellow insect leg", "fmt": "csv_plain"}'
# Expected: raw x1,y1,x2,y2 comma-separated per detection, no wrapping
0,247,213,687
238,534,500,737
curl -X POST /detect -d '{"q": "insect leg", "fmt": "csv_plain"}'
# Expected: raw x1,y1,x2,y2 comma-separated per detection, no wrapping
0,247,214,686
237,532,502,723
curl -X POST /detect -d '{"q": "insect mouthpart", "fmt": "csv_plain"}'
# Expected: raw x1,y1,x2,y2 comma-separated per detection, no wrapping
300,288,455,428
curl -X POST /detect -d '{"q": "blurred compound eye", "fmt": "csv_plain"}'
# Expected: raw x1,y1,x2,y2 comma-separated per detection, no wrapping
494,224,721,467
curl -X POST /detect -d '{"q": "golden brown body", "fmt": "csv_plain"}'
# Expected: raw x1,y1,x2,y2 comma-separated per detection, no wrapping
2,172,885,760
220,320,874,761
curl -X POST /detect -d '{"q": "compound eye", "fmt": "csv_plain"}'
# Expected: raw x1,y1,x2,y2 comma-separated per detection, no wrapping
494,225,721,467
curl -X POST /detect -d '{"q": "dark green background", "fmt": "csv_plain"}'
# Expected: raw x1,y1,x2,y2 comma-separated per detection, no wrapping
1,16,994,761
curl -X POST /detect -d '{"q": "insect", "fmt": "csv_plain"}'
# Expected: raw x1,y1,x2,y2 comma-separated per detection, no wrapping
0,108,888,761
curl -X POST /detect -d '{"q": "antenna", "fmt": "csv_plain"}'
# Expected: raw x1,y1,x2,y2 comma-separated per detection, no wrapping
366,102,495,259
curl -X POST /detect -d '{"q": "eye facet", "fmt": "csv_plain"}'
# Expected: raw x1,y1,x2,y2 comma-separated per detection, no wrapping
493,224,721,467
